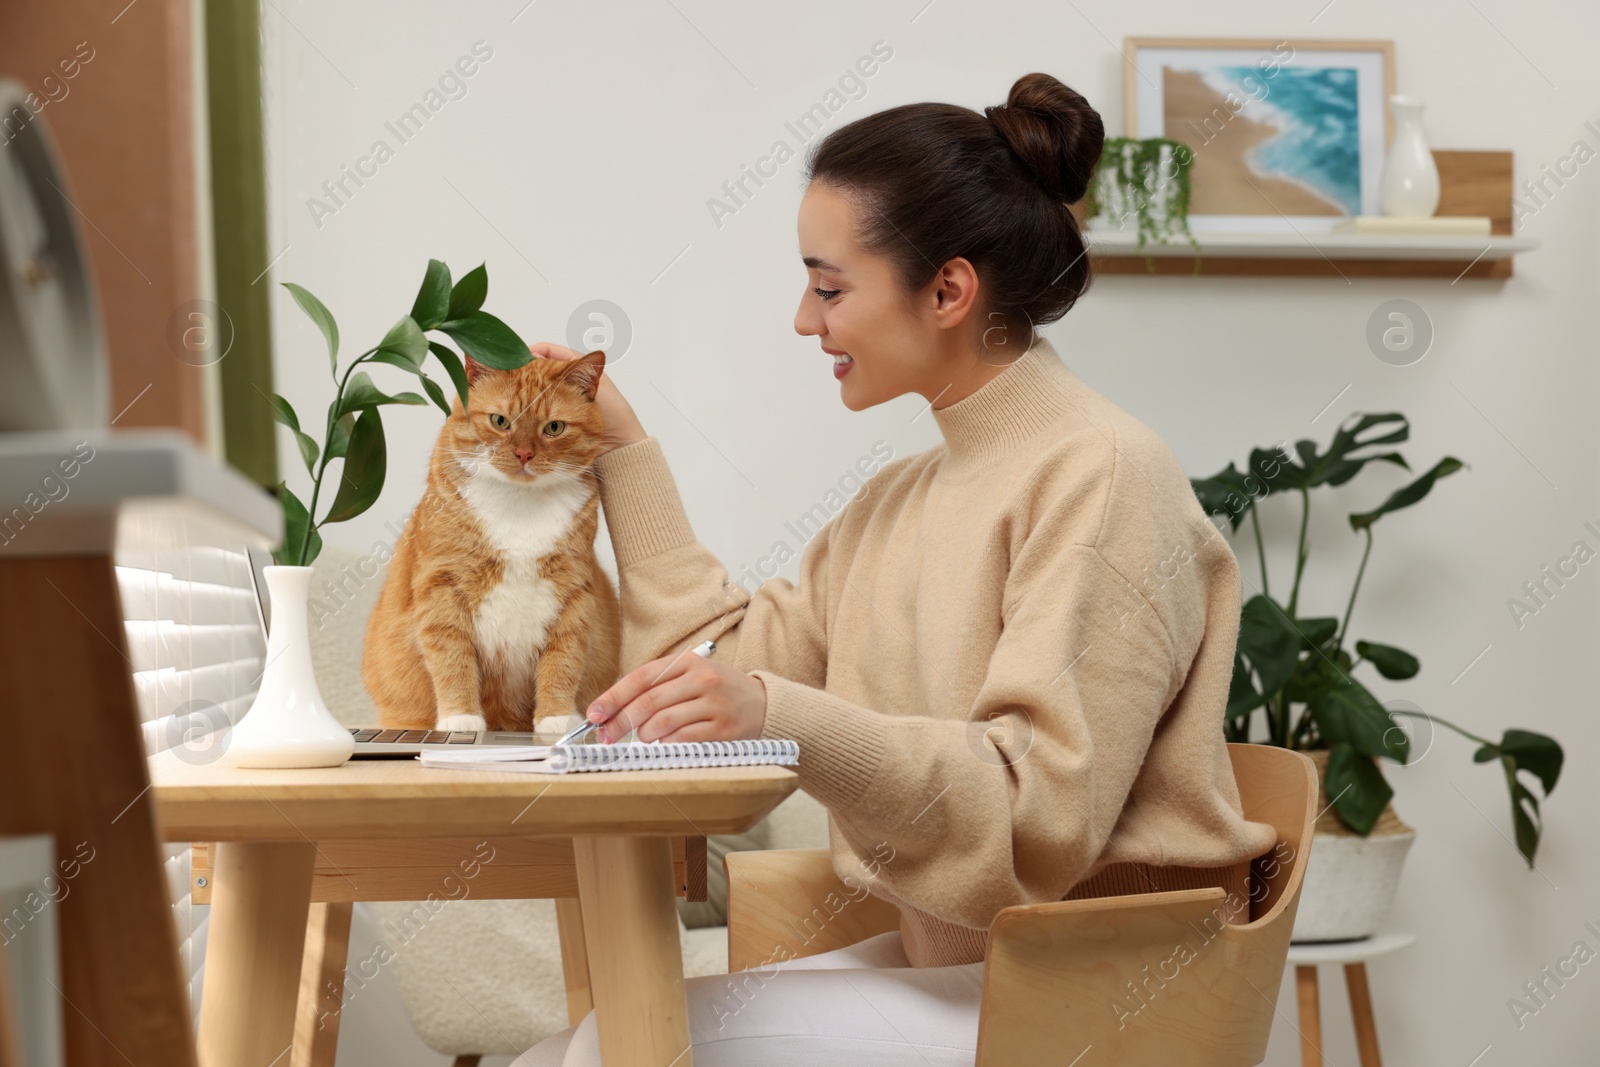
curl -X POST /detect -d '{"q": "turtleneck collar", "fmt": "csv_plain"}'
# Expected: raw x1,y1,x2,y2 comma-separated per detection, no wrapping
930,333,1081,470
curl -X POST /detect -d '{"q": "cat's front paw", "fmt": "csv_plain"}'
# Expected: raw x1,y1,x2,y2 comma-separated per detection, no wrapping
435,713,487,734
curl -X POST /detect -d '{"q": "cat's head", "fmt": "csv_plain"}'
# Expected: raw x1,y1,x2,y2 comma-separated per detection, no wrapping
444,350,606,485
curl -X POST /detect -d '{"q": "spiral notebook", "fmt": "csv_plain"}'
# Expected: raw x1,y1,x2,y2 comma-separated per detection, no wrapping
417,738,800,774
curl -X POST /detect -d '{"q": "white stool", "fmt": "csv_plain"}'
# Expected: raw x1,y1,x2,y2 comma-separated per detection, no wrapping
1288,931,1416,1067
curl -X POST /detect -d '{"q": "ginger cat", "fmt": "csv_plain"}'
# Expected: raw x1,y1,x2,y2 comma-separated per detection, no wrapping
362,350,621,735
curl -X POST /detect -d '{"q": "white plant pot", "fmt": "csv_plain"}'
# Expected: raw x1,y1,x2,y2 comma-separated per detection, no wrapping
1291,747,1414,942
1292,827,1415,942
1379,94,1441,218
226,565,354,769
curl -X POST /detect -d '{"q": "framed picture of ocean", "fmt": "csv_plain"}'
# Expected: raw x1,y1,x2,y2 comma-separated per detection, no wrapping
1124,38,1397,233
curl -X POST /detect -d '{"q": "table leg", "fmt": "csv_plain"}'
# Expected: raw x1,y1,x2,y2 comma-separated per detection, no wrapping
1345,962,1384,1067
555,897,594,1025
293,902,353,1067
197,841,317,1067
573,836,692,1067
1296,965,1323,1067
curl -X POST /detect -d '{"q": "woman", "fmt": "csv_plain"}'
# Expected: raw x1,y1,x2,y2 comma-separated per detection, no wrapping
516,72,1278,1066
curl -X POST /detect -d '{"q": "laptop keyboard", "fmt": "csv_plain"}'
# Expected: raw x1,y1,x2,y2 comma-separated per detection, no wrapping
348,727,478,745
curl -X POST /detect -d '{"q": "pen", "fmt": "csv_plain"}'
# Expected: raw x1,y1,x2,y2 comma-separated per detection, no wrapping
552,639,717,746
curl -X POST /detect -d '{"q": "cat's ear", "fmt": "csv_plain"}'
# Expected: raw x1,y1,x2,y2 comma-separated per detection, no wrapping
464,355,493,384
559,350,607,401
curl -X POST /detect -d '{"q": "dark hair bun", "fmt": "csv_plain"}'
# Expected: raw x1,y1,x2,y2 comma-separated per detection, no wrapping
984,73,1105,204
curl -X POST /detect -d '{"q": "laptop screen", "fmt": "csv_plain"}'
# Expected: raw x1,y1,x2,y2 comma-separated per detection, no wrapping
245,543,274,638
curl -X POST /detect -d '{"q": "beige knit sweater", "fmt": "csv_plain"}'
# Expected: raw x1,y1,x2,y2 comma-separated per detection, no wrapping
593,333,1279,967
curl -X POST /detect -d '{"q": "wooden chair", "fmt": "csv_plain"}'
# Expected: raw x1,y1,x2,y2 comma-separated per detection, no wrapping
726,743,1317,1066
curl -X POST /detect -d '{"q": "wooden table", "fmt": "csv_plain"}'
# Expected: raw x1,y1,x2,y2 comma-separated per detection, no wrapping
147,752,797,1067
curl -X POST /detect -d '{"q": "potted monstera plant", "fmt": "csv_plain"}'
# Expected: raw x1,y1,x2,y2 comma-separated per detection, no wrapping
1191,412,1564,941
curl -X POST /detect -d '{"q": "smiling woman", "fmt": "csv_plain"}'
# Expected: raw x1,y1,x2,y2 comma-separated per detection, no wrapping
520,71,1278,1067
790,74,1100,412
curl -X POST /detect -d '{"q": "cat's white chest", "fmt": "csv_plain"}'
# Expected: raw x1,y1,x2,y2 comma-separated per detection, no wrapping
459,471,591,681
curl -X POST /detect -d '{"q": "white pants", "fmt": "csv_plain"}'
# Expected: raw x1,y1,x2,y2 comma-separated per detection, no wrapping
511,931,984,1066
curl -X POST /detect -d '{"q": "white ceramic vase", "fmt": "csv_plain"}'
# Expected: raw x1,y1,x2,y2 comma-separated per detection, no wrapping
227,565,354,769
1379,94,1440,218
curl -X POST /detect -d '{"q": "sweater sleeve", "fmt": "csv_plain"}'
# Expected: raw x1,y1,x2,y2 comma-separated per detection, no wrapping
754,530,1186,931
592,436,831,685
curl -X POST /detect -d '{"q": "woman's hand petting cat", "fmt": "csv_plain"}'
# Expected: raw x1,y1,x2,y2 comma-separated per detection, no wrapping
527,341,647,456
585,649,768,744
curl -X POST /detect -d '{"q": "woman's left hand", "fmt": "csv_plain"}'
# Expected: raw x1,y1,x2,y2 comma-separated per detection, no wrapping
585,649,768,744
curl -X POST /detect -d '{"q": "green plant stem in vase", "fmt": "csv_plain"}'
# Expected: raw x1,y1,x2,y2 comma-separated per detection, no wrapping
1190,412,1564,868
269,259,532,565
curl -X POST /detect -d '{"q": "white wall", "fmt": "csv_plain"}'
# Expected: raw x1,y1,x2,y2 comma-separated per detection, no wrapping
262,2,1600,1063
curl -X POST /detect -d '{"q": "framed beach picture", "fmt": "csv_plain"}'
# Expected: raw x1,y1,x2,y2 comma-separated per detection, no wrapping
1124,37,1396,234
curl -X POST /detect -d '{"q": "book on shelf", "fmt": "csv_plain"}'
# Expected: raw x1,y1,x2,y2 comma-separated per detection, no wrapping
1333,215,1492,236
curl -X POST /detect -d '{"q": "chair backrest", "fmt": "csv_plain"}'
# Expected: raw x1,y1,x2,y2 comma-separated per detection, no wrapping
974,743,1316,1067
1228,743,1318,928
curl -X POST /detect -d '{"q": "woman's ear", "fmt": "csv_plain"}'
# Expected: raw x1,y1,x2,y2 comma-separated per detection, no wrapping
560,350,607,401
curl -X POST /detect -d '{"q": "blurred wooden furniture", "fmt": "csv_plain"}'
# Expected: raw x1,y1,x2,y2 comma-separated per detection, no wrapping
149,753,795,1067
1289,930,1416,1067
0,835,62,1067
727,743,1317,1066
0,930,18,1067
0,0,211,441
0,430,279,1067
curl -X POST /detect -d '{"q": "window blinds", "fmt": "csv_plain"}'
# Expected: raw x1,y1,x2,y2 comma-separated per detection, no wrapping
115,542,264,1023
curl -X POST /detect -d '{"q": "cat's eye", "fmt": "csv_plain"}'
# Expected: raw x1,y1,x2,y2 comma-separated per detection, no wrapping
488,413,510,430
543,420,566,437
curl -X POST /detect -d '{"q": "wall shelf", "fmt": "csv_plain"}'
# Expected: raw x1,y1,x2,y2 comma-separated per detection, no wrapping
1078,150,1532,280
1085,227,1538,279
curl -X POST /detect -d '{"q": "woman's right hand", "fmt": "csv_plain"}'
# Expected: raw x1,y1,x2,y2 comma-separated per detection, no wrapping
528,341,647,456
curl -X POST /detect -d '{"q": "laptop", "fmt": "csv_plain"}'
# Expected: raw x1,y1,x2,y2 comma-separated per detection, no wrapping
243,545,565,758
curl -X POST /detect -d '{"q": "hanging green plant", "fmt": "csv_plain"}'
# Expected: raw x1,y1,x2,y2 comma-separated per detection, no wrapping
1083,136,1201,274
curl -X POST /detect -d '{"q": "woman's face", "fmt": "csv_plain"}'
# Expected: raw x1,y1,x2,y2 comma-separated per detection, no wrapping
794,181,976,412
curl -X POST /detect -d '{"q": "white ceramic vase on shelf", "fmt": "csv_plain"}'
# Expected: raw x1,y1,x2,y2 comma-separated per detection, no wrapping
1379,94,1441,218
227,565,354,769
